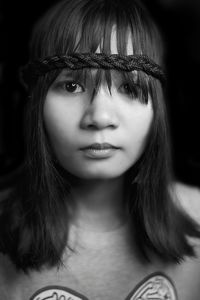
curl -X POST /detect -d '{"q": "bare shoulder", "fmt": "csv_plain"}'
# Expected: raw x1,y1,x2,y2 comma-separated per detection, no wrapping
171,181,200,225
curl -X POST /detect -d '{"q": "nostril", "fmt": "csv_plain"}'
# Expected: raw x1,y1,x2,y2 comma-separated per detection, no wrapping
87,124,98,130
88,123,116,130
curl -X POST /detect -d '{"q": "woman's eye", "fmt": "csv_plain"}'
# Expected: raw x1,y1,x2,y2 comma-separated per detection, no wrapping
120,84,132,94
64,82,84,93
55,81,85,93
119,83,139,98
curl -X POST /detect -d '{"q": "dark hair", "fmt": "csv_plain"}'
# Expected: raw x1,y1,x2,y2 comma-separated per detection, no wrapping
0,0,200,272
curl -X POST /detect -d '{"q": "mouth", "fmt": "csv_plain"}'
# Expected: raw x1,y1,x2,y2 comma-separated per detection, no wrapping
80,143,120,150
80,143,120,159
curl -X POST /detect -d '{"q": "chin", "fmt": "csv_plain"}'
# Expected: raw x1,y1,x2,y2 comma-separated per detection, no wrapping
64,165,129,180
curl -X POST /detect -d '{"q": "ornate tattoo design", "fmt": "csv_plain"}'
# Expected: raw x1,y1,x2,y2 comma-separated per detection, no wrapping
126,273,178,300
30,272,177,300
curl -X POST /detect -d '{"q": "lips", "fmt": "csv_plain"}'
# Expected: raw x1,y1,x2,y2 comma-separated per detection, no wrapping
80,143,120,159
80,143,119,150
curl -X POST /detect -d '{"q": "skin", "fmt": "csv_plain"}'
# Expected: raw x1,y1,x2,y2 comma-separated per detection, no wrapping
43,30,154,230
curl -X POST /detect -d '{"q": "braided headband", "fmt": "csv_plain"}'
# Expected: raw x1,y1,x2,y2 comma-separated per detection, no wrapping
20,53,165,87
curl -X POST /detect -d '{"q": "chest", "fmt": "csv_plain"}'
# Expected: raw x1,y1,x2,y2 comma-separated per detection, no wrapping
2,253,199,300
1,234,200,300
26,272,178,300
1,261,200,300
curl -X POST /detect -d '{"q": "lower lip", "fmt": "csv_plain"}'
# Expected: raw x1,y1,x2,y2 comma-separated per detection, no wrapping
81,148,118,159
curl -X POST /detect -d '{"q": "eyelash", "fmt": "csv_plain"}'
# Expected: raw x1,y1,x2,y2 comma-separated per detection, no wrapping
119,83,140,98
55,81,85,93
54,80,140,99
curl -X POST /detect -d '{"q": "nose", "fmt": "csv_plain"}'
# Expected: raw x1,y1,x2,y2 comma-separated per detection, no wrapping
80,88,119,130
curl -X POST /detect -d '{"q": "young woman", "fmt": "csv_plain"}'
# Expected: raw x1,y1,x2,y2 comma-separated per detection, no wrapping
0,0,200,299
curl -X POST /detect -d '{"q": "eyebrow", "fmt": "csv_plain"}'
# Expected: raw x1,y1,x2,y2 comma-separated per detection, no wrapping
58,69,76,78
56,69,86,84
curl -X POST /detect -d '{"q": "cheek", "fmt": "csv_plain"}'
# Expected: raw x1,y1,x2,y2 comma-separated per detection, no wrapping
43,96,78,150
131,110,153,140
125,103,153,157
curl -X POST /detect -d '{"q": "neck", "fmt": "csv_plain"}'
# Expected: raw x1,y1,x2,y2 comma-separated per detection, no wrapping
68,176,127,232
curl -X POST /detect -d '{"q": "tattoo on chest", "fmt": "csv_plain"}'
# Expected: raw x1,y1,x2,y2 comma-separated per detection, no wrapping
30,272,177,300
126,272,177,300
30,286,88,300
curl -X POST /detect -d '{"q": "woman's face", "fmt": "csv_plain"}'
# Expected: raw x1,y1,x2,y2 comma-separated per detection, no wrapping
43,32,154,180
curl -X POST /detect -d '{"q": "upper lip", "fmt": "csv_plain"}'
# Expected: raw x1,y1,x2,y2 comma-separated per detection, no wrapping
80,143,119,150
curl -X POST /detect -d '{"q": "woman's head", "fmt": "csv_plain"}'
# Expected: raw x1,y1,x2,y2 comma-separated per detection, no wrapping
5,0,199,272
26,0,167,184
